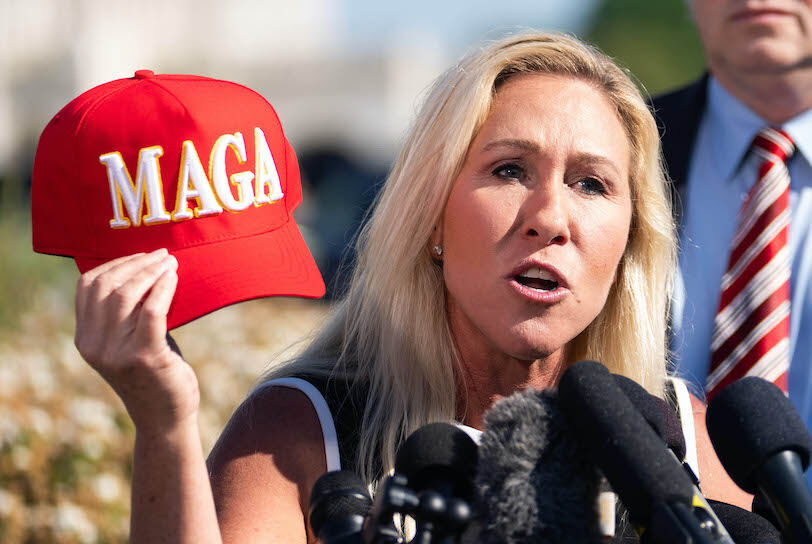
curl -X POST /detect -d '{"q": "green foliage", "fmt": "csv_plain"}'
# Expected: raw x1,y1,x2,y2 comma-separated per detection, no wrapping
49,446,94,493
586,0,706,96
0,211,77,334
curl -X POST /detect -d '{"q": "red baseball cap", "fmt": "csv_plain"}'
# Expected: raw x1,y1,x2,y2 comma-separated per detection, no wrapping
32,70,325,329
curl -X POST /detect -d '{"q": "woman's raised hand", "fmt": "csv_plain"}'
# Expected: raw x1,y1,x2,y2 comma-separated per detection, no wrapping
74,248,199,432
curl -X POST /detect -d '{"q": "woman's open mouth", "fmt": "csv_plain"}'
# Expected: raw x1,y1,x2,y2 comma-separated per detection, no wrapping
515,267,559,291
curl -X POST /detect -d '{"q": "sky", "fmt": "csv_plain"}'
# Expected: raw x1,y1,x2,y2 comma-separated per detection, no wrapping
337,0,599,54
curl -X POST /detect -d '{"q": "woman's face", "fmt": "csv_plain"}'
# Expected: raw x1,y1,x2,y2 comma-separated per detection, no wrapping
437,73,632,364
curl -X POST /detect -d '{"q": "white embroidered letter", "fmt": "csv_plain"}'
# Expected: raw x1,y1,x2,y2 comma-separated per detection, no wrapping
254,127,284,205
173,140,223,221
100,147,171,228
210,132,255,212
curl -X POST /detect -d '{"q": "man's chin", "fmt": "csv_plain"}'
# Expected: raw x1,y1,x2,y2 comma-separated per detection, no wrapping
724,41,812,74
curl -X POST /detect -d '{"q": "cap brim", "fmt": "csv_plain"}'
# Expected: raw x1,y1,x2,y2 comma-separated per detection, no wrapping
75,221,325,329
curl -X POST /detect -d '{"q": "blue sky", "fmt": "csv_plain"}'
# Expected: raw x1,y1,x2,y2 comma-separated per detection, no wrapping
337,0,600,54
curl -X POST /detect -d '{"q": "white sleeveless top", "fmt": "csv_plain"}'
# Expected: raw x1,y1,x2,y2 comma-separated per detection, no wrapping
253,376,700,481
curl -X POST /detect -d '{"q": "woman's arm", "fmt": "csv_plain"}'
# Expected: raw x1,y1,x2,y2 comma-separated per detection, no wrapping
130,418,221,543
75,249,223,542
208,386,328,543
74,249,325,543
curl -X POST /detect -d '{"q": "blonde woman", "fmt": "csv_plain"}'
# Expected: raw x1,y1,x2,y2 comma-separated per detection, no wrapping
74,32,748,543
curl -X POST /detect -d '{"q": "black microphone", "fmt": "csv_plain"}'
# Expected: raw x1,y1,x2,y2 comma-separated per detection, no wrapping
612,373,785,542
706,376,812,544
474,388,604,544
309,470,372,544
707,500,781,544
752,491,782,532
612,374,687,462
558,360,733,544
394,422,478,544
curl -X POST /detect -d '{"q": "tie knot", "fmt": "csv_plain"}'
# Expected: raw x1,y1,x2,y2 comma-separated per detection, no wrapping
752,127,795,164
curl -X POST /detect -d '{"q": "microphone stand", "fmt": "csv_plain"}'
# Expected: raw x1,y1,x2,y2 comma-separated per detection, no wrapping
410,492,470,544
362,474,415,544
363,473,472,544
644,501,729,544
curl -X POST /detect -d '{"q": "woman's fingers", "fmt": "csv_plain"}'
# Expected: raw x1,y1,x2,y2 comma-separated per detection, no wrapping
72,250,198,432
81,251,151,283
138,259,179,347
76,249,166,317
112,254,178,323
75,249,178,368
76,252,144,317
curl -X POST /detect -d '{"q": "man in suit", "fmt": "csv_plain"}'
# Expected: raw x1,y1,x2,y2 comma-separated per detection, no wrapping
654,1,812,429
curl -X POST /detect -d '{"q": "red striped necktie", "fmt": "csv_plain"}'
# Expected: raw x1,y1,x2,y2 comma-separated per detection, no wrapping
707,127,794,401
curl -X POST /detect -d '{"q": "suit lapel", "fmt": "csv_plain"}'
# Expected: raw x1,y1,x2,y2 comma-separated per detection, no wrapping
651,75,709,227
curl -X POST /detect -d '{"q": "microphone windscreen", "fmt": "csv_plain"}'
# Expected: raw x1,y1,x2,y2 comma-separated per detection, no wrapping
475,389,603,544
706,376,812,493
558,361,695,524
394,422,478,500
707,499,781,544
308,470,372,537
612,374,687,461
752,491,781,529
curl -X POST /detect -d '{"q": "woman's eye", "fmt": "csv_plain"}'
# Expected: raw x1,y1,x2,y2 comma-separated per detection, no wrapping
576,176,608,195
492,163,524,180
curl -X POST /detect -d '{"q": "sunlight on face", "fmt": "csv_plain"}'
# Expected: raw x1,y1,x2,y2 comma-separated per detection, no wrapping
439,73,632,365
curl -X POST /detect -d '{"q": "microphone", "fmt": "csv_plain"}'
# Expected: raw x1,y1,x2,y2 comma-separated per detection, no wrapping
393,422,478,543
394,422,478,502
611,374,687,462
752,491,782,532
706,376,812,544
611,373,783,541
558,360,733,544
308,470,372,544
706,500,781,544
474,388,604,544
362,472,417,544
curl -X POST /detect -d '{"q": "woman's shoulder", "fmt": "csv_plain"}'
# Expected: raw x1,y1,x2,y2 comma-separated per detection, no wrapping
271,373,371,476
208,376,340,473
206,384,329,542
669,378,753,510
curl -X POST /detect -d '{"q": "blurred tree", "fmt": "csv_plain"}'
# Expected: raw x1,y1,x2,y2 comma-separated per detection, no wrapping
586,0,706,97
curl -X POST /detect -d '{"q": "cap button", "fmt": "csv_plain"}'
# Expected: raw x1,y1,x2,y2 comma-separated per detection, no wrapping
134,69,155,79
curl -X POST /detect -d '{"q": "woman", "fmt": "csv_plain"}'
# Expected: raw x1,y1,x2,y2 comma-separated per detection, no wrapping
74,32,747,543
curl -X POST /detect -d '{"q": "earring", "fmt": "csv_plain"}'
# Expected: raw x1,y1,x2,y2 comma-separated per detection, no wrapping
432,244,443,256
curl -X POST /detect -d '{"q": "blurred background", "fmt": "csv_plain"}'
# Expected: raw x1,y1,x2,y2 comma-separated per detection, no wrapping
0,0,704,541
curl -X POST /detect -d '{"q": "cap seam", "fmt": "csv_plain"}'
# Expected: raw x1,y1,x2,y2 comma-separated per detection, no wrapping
72,79,141,239
197,77,292,216
202,78,292,218
37,213,290,257
138,78,194,117
143,76,291,218
144,75,285,134
74,79,139,136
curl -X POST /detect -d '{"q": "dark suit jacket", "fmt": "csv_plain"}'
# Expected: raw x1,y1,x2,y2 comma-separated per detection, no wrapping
650,75,709,226
650,76,710,366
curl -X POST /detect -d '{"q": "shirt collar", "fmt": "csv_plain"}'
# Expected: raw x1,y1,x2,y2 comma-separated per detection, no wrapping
706,76,765,181
783,105,812,170
706,76,812,177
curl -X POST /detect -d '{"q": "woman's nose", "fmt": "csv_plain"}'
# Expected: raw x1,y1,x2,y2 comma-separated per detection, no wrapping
521,183,570,246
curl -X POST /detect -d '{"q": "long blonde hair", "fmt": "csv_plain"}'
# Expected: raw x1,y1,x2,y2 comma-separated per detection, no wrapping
267,31,676,487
